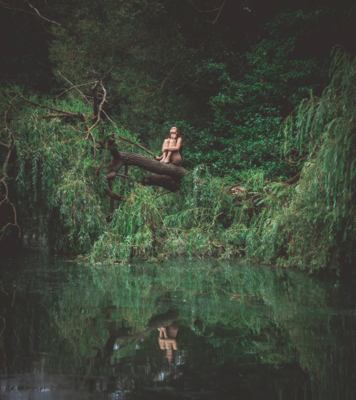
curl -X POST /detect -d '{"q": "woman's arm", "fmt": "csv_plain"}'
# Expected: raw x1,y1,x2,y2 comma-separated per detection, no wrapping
166,137,182,151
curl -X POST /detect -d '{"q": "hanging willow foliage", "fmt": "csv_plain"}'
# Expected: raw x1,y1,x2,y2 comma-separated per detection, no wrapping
246,50,356,270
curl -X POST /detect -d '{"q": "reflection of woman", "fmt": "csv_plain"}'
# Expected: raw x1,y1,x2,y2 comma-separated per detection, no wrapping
158,324,179,363
155,127,183,165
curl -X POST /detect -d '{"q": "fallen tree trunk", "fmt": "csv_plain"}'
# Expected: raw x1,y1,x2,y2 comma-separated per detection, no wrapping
106,139,188,191
118,152,187,178
142,174,181,192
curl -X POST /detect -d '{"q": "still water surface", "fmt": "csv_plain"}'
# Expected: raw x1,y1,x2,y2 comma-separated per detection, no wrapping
0,253,355,400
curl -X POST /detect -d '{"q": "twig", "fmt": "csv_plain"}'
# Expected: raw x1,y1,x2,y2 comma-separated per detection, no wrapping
56,80,97,99
26,1,61,26
159,66,176,91
57,72,156,157
87,81,107,133
0,140,9,148
40,112,78,119
11,286,17,308
110,129,155,157
212,0,226,24
0,0,33,16
188,0,221,13
3,95,19,132
56,73,99,156
19,94,84,119
57,71,92,104
154,190,172,199
0,97,21,240
116,173,136,182
0,316,5,338
105,187,125,201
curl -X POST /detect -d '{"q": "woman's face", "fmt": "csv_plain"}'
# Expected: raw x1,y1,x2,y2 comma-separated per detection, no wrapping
170,127,178,138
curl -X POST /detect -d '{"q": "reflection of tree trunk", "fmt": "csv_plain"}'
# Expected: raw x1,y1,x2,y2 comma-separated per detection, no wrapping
166,324,179,338
148,310,179,329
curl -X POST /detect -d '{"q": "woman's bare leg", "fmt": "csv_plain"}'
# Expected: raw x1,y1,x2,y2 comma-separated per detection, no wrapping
162,139,176,163
163,151,173,163
160,151,168,163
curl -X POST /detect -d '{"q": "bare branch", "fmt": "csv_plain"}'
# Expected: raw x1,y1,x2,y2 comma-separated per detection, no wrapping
57,71,92,104
26,1,61,26
87,81,107,132
0,141,10,148
110,129,155,157
0,222,21,240
212,0,226,24
0,316,5,338
56,72,156,157
4,95,19,132
0,0,32,16
0,180,9,202
40,112,79,119
0,96,21,241
56,80,97,99
159,66,176,91
105,187,125,201
188,0,221,13
18,94,84,119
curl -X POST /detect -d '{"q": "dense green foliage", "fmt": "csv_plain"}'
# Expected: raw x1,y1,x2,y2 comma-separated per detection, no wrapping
48,2,353,176
1,1,355,271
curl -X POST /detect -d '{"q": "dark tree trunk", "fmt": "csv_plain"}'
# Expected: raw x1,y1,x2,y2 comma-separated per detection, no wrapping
106,139,187,191
117,152,187,179
142,174,181,192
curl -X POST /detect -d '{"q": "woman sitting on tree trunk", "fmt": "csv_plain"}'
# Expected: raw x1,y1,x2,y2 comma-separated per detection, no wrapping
155,126,182,165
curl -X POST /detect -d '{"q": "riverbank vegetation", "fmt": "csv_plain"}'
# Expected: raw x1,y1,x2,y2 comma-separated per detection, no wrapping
0,1,355,272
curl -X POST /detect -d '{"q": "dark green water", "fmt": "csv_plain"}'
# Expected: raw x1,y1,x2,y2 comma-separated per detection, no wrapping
0,254,355,400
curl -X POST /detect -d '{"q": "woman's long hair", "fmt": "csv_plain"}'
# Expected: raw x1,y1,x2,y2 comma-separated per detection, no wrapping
168,126,181,138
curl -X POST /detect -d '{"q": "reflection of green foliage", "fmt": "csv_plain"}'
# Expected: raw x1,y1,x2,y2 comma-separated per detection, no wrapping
2,255,355,396
52,257,354,392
